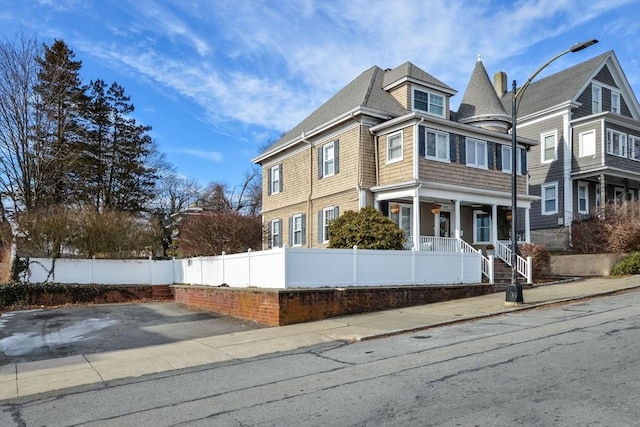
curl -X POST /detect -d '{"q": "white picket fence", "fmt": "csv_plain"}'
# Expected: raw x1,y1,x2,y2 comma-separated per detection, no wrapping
24,246,482,288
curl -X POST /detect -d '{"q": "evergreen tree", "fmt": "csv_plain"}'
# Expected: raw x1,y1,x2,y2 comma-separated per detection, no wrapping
34,39,87,207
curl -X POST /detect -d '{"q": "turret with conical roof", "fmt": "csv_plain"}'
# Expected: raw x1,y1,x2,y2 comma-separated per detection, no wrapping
457,56,511,133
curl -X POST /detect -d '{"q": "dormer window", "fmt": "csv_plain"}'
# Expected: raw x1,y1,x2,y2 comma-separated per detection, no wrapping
413,88,445,117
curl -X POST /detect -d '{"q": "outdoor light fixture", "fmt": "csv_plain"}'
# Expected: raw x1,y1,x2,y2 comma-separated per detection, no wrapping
390,203,400,214
506,38,598,305
506,210,513,222
431,204,441,214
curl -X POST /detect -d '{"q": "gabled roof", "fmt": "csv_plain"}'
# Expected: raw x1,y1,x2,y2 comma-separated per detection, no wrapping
457,57,510,127
383,61,455,94
256,63,442,162
500,51,612,117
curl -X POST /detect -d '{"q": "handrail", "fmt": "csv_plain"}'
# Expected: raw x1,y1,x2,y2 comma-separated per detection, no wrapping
495,240,531,283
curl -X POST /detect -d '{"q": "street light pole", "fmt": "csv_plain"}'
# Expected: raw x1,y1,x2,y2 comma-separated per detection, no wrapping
505,39,598,304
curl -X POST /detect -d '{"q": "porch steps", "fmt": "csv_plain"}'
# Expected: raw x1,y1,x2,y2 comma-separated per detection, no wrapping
152,285,174,300
491,258,533,289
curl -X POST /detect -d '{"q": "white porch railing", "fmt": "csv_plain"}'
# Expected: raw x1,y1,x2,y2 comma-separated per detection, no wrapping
495,241,532,284
407,236,493,284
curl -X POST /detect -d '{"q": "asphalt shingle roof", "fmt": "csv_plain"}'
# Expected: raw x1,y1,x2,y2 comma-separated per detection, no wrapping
457,57,510,124
501,51,612,117
257,62,453,160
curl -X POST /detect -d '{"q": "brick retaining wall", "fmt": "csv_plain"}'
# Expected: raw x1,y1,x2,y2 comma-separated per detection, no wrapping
172,284,497,326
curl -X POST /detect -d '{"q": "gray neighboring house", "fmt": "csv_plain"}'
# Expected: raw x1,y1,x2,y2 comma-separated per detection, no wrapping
496,51,640,250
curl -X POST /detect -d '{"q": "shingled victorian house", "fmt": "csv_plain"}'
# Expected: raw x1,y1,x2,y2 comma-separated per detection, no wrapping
253,57,539,267
497,51,640,250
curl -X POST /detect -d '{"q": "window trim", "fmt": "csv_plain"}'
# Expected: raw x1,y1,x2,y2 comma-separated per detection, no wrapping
269,164,281,195
322,142,335,177
501,145,522,175
541,130,558,163
592,84,602,113
424,128,450,162
578,130,596,158
541,182,558,215
292,214,303,246
611,91,620,114
577,182,589,215
412,88,445,118
472,210,491,245
270,219,282,248
322,206,336,243
630,135,640,161
465,138,488,169
606,129,627,158
386,131,403,163
388,203,413,239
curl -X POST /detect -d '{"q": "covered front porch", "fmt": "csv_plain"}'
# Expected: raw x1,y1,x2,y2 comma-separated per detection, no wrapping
372,181,537,283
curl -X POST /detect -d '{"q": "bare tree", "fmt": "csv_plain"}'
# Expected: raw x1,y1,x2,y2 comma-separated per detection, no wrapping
199,166,262,215
0,35,45,212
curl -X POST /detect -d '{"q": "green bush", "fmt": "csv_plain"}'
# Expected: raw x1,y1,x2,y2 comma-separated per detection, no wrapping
517,243,550,281
328,206,405,250
612,252,640,276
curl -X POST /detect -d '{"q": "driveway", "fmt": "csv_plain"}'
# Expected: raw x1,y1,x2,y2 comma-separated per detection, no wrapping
0,302,263,365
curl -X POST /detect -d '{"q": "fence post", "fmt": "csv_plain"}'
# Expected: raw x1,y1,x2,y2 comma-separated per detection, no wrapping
489,255,495,285
412,247,416,285
247,248,252,286
92,256,96,284
353,245,358,286
200,257,204,285
221,251,226,285
148,255,153,285
527,256,533,284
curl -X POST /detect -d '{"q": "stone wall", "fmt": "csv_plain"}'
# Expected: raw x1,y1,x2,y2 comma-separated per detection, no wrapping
547,253,628,277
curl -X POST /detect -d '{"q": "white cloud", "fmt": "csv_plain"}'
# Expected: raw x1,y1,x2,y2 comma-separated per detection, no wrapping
181,149,223,163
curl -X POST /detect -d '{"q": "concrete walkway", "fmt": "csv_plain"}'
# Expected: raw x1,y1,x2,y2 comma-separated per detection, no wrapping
1,275,638,400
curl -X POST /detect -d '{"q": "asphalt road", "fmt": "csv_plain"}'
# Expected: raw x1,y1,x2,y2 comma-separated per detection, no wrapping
0,302,263,365
1,290,638,426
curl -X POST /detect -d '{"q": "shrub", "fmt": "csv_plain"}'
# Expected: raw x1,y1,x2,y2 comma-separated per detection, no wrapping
612,252,640,276
517,243,550,281
328,206,405,250
572,201,640,253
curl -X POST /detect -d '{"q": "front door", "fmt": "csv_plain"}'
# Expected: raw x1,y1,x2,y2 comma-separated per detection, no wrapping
439,211,451,237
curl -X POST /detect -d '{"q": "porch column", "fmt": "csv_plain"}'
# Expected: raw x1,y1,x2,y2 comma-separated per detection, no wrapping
454,199,461,239
413,191,420,250
525,207,531,243
491,204,498,244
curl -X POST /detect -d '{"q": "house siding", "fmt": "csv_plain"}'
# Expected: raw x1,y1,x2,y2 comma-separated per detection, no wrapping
572,121,602,171
519,115,566,229
573,84,594,119
594,65,617,88
378,126,415,185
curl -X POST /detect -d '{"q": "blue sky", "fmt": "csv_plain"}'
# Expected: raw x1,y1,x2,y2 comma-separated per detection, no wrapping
1,0,638,189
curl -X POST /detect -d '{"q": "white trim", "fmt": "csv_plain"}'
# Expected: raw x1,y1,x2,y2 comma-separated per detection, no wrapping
322,206,336,243
541,182,559,215
578,129,596,158
611,91,621,114
412,86,445,118
540,129,558,163
630,135,640,161
322,141,336,177
472,210,491,244
386,130,403,163
270,219,282,248
465,137,488,169
563,112,572,229
269,165,281,194
577,182,589,215
424,127,450,162
592,84,602,114
606,128,628,158
292,214,303,246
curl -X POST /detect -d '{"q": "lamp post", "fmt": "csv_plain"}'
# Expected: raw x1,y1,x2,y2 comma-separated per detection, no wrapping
506,39,598,304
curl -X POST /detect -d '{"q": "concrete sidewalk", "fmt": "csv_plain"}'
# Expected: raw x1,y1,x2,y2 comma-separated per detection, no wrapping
1,275,638,400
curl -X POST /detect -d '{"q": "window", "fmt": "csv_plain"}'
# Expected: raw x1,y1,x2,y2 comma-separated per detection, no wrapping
541,131,557,163
269,165,281,195
387,131,403,163
290,214,305,246
465,138,487,169
606,129,627,157
630,136,640,161
318,141,339,179
422,127,449,161
592,85,601,113
611,91,620,114
501,145,522,174
541,183,558,215
270,219,282,248
320,206,338,243
578,182,589,215
389,203,412,238
473,211,490,244
579,130,596,157
413,88,445,117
